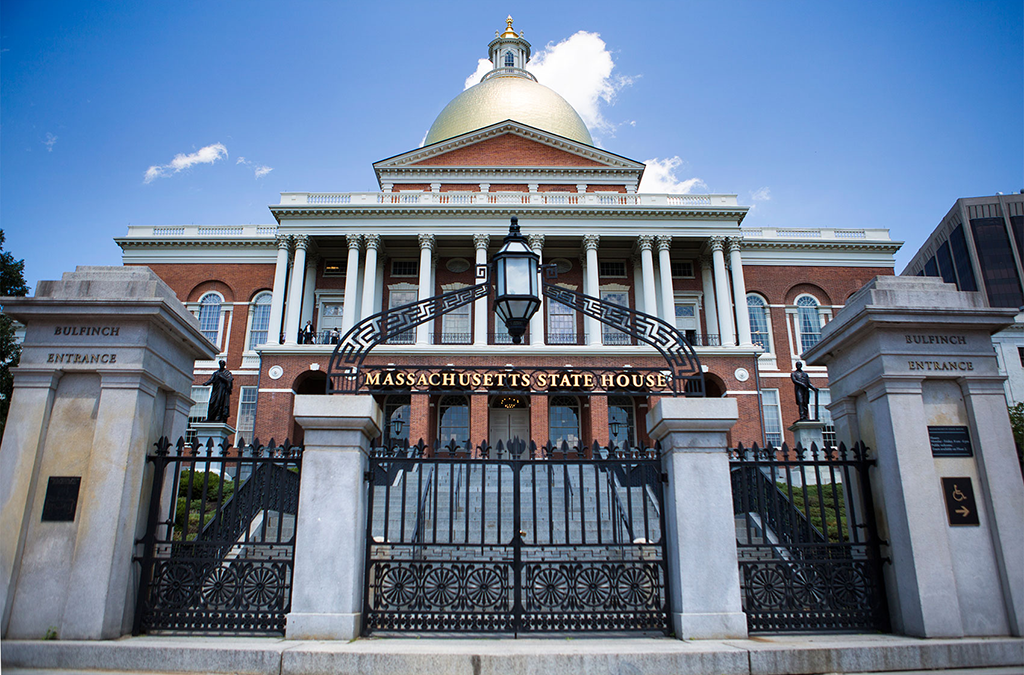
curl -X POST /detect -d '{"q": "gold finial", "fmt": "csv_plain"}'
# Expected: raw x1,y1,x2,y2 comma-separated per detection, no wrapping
501,15,518,38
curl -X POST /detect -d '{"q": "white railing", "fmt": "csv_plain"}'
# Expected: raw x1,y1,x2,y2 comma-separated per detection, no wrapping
123,224,277,238
278,191,740,208
198,226,244,236
742,227,891,242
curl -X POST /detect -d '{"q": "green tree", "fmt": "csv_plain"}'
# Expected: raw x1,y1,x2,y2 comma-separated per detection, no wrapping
1,231,30,437
1009,401,1024,477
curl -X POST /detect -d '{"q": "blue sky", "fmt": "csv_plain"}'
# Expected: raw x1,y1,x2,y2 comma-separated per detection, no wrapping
2,1,1021,291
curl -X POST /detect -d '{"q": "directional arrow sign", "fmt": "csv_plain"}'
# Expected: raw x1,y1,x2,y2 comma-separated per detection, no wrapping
941,477,980,526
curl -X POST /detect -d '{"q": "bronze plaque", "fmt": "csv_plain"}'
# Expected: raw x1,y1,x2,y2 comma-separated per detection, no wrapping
941,476,980,526
41,476,81,522
929,425,973,457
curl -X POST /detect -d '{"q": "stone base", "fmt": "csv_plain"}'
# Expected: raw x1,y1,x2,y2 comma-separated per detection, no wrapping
192,422,235,453
671,611,748,640
285,611,361,640
788,419,825,449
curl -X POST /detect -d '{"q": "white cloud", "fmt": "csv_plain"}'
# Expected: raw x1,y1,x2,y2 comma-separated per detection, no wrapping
751,186,771,201
464,58,492,90
236,155,274,179
462,30,634,139
43,132,57,152
144,142,228,183
638,157,707,194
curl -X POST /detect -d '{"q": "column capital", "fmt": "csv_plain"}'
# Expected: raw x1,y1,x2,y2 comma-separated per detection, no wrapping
656,235,673,252
364,234,382,251
346,234,362,250
473,233,490,250
275,234,291,250
708,236,726,253
306,254,319,270
582,234,600,251
700,254,714,270
637,234,656,251
865,375,924,402
418,233,436,251
293,234,310,251
528,234,545,251
727,237,744,254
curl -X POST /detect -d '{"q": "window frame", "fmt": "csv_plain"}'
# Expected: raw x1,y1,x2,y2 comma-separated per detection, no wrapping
600,286,631,345
548,395,581,448
438,395,470,448
608,396,636,447
746,293,774,355
547,290,577,344
234,386,258,446
186,385,212,447
760,388,783,447
390,259,419,278
245,291,274,351
197,292,226,352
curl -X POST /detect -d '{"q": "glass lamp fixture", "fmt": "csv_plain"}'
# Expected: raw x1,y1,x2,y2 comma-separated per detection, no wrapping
492,216,540,344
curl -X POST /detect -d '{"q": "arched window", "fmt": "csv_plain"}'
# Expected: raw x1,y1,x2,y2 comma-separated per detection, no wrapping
549,396,580,447
608,396,636,447
198,293,223,347
796,295,822,352
746,294,771,351
247,292,273,350
438,395,470,447
504,50,514,67
384,395,411,445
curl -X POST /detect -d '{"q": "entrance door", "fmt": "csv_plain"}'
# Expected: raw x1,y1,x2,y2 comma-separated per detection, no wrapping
489,408,529,446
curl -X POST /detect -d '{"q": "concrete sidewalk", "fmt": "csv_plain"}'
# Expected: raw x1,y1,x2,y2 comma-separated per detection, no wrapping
2,633,1022,675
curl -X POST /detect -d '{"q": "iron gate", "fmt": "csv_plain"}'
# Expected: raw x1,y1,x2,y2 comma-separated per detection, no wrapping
730,441,889,633
133,437,302,634
363,439,669,635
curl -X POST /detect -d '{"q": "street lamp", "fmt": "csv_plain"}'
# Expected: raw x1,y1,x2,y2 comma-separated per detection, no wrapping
492,216,540,344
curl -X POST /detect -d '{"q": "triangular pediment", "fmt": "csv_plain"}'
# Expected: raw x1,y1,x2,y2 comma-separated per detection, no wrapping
374,121,644,173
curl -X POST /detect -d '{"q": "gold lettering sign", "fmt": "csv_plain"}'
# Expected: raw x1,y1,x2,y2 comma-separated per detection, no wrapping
360,367,674,393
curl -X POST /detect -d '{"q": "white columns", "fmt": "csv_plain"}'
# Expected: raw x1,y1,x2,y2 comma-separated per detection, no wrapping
284,235,309,344
301,254,318,329
658,236,676,324
583,235,600,345
268,235,290,345
360,234,381,322
341,235,362,335
700,255,718,343
728,238,753,347
473,234,489,345
709,237,736,347
529,234,545,345
638,235,658,319
416,234,435,345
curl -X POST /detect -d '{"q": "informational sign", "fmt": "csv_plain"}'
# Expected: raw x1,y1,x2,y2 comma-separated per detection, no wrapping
41,476,81,522
928,425,973,457
941,476,980,526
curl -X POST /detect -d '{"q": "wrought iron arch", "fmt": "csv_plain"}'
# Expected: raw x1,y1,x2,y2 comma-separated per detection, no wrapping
326,253,705,396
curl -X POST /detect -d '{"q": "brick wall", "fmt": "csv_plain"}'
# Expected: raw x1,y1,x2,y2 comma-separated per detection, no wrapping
410,134,606,167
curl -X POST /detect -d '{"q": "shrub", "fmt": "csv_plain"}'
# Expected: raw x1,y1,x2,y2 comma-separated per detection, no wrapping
177,470,234,501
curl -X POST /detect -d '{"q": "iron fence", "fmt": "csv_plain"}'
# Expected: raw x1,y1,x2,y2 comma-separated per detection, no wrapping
363,438,669,635
730,441,889,633
133,437,302,635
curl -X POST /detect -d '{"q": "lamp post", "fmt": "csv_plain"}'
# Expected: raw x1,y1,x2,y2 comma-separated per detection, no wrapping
492,216,541,344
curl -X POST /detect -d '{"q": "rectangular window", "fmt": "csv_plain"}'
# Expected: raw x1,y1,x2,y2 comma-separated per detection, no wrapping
601,290,630,344
387,290,418,344
935,241,957,286
818,388,836,448
391,260,419,277
598,260,627,277
441,303,471,344
186,386,212,446
971,217,1023,308
674,302,698,345
548,298,576,344
949,224,978,292
761,389,783,447
235,386,258,445
323,259,345,277
671,260,694,278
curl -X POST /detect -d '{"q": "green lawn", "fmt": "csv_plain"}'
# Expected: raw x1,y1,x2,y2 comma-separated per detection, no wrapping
777,481,847,542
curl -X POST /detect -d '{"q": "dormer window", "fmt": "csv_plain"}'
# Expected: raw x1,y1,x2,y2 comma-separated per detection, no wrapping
504,50,514,67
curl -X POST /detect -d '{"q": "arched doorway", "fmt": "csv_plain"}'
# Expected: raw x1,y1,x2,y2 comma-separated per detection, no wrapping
489,395,529,447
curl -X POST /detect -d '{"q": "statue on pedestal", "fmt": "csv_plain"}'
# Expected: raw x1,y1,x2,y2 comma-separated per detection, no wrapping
203,360,233,423
791,361,817,421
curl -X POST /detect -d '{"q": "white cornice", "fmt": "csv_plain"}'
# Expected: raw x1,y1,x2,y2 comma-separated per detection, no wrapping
269,206,747,222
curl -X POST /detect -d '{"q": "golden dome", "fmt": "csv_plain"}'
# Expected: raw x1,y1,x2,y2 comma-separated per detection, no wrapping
423,75,594,147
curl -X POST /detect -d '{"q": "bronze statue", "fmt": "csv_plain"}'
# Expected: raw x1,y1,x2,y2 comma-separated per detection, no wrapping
203,360,233,423
791,361,817,421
